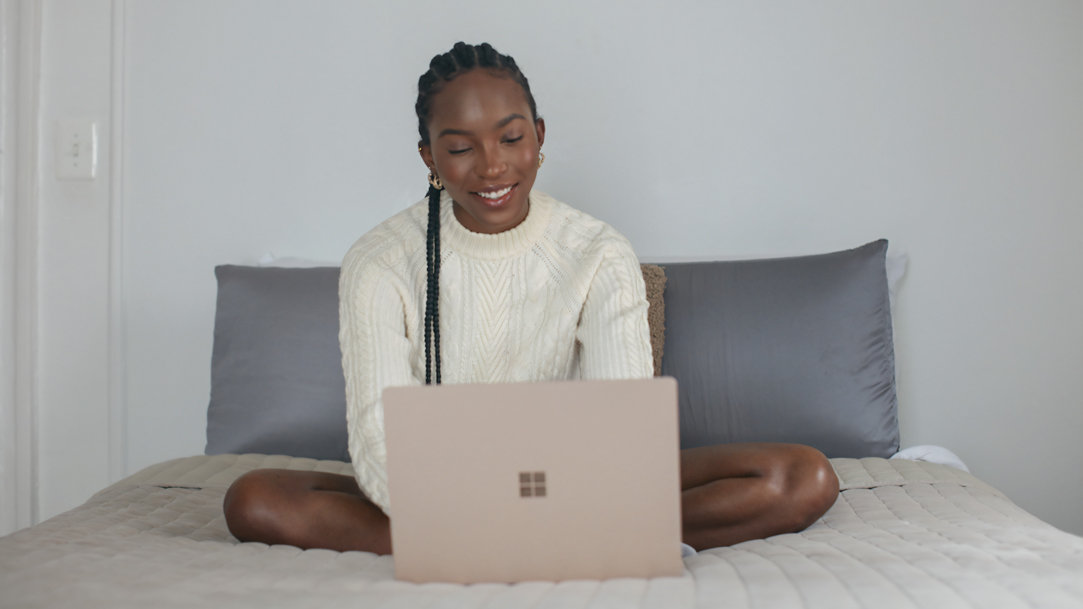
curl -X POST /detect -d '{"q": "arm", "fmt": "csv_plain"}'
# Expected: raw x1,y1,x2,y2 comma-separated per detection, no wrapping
575,236,654,381
339,248,420,515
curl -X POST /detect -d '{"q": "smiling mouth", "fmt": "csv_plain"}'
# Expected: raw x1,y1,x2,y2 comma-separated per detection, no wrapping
471,184,517,207
475,185,514,200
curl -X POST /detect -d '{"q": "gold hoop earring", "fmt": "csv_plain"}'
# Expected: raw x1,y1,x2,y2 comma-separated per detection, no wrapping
538,152,545,168
427,171,443,190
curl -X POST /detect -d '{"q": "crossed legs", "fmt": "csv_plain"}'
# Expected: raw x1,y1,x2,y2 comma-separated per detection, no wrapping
679,443,839,550
223,469,391,554
223,442,838,554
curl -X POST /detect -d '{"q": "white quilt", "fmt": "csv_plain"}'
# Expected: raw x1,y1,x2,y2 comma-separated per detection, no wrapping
2,454,1081,609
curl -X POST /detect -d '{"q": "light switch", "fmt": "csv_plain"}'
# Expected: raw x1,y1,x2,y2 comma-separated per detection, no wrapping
55,119,98,180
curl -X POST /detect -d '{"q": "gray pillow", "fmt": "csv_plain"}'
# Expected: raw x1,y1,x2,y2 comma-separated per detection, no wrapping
658,240,899,458
205,265,349,461
205,241,898,461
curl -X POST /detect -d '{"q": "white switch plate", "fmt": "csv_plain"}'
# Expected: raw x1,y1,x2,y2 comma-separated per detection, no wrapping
55,119,98,180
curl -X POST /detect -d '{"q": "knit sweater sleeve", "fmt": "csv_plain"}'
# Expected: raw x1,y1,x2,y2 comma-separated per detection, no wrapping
575,233,654,381
338,235,420,515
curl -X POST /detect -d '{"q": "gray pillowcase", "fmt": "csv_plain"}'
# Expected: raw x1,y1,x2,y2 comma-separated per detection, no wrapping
204,240,898,461
205,265,349,461
658,240,899,458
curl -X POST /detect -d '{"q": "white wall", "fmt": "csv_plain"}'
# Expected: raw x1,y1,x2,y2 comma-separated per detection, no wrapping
21,0,118,528
0,0,29,534
25,1,1083,535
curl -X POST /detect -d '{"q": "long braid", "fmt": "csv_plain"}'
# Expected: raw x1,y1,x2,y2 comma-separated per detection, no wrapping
432,189,442,384
416,42,540,385
424,185,439,384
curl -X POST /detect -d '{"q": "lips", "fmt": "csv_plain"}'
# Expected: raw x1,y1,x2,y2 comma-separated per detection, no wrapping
472,183,517,208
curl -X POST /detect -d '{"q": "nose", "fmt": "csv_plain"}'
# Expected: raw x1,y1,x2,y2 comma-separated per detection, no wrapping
475,143,507,178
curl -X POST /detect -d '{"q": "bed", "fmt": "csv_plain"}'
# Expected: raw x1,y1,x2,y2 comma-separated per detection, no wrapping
2,240,1081,608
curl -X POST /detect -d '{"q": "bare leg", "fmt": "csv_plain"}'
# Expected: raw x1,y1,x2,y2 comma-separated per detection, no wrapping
223,469,391,554
680,443,839,550
223,445,837,554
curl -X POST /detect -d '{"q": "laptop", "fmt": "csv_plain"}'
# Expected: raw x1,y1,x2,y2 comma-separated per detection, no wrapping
383,377,683,584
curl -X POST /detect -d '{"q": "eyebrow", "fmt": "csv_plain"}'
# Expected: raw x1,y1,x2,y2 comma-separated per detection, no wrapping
437,113,527,139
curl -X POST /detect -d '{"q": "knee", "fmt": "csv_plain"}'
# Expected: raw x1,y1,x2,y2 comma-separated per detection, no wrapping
769,444,840,532
223,470,281,542
798,446,840,516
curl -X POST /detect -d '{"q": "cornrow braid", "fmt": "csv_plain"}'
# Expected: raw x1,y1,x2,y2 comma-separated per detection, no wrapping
416,42,539,384
416,41,538,146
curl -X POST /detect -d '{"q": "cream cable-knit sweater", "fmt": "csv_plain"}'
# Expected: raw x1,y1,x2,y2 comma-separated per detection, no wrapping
338,190,653,514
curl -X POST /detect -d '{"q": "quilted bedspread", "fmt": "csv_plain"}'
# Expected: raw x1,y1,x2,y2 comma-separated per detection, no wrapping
1,454,1081,609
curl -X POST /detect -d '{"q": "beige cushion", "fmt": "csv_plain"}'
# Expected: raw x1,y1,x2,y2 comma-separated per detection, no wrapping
640,263,666,377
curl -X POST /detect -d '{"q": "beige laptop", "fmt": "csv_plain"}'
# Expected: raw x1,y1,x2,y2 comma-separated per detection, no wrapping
383,377,683,584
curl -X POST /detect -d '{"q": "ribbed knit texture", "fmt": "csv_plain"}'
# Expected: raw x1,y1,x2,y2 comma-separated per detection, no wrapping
338,190,653,514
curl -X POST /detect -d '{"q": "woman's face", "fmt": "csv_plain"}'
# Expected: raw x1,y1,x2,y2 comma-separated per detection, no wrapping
420,69,545,234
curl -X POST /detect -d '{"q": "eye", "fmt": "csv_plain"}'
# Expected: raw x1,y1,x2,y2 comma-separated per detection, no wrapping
502,135,523,144
447,146,471,155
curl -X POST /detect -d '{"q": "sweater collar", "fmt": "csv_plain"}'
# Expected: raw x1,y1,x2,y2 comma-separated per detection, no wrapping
441,189,552,260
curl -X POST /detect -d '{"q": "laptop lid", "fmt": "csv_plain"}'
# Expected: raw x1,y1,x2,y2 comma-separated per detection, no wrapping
384,377,683,583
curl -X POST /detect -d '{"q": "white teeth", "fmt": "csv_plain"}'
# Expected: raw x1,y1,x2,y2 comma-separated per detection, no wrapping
477,186,512,200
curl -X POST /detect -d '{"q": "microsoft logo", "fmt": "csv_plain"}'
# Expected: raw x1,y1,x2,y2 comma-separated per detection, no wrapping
519,471,547,498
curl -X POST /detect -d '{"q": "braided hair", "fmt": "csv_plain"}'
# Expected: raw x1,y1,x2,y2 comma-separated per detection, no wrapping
415,42,539,385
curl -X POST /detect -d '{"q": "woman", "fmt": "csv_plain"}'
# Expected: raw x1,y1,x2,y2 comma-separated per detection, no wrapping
224,42,839,556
